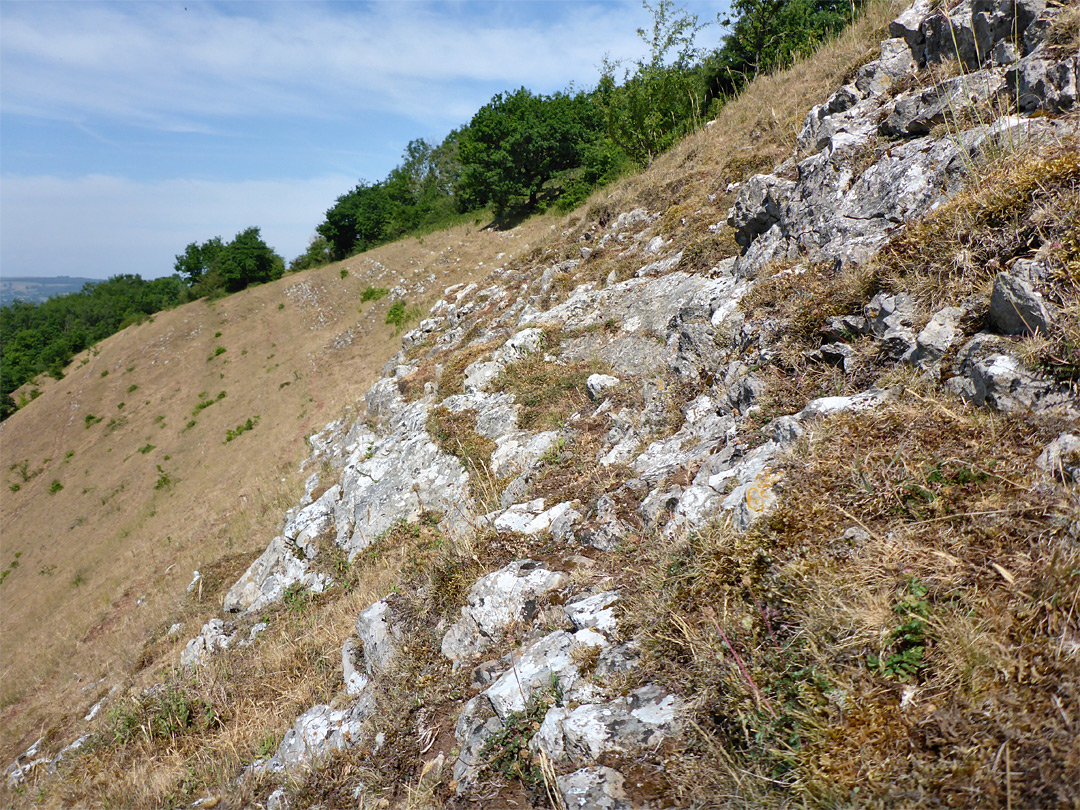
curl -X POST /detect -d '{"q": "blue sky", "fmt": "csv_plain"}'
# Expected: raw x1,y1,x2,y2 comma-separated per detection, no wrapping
1,0,730,280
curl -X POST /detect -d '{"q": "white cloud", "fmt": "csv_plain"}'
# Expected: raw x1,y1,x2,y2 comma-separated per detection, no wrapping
0,1,683,131
1,174,355,278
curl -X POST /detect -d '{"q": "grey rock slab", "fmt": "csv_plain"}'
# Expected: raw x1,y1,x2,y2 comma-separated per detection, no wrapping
728,174,797,247
946,333,1077,415
223,535,331,615
1036,433,1080,482
5,738,47,789
587,374,622,400
1006,54,1078,112
880,69,1006,137
484,629,606,719
634,396,733,484
734,116,1065,273
355,599,402,677
565,591,619,635
521,272,734,346
532,685,682,768
557,767,634,810
462,359,504,393
333,381,473,555
180,618,237,668
798,93,881,154
561,331,673,378
864,292,917,337
441,391,518,440
595,642,641,679
490,499,577,536
914,306,966,367
800,386,899,420
490,430,559,479
341,637,370,696
989,272,1053,335
550,504,585,542
441,560,570,664
451,695,502,789
889,0,935,53
258,697,373,775
282,484,340,552
497,327,546,362
667,388,898,533
637,252,683,277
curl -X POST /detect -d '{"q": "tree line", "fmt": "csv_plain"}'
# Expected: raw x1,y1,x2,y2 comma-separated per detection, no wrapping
302,0,864,264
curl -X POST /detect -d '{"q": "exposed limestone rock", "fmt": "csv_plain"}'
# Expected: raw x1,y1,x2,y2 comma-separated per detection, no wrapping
989,272,1054,335
669,387,899,533
222,534,330,616
489,430,559,478
489,499,578,536
557,766,633,810
565,591,619,635
483,629,605,718
1007,54,1078,112
354,599,403,677
945,334,1076,416
441,560,570,664
1036,433,1080,482
180,618,236,668
532,685,682,768
913,306,966,368
6,738,47,789
586,373,621,400
255,698,373,775
341,637,369,696
880,70,1006,137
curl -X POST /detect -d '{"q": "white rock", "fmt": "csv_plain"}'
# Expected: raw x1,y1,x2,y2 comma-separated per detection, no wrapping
565,591,619,636
484,629,604,719
441,560,570,664
586,374,621,401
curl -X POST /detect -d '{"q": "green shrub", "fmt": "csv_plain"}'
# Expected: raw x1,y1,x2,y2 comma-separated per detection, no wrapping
385,300,421,333
224,416,259,443
361,286,389,302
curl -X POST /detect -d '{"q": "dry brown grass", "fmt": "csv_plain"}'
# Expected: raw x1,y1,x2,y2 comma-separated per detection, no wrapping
490,354,605,432
44,513,486,809
617,391,1079,808
0,217,553,795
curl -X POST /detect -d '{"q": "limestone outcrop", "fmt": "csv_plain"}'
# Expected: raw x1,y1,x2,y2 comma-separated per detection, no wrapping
88,1,1076,806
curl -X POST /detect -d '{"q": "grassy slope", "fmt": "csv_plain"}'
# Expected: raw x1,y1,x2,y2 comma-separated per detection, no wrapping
6,0,1079,806
0,216,557,763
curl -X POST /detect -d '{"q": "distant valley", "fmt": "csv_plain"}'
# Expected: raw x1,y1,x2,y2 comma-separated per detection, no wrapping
0,276,99,306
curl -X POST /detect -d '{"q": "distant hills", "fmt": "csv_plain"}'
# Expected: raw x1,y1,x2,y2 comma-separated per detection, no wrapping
0,276,99,306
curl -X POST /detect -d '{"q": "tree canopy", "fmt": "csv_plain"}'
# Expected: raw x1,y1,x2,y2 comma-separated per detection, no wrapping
458,88,605,214
174,227,284,297
0,274,187,419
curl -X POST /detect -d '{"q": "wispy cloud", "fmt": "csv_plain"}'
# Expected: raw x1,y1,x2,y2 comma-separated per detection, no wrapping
0,1,672,132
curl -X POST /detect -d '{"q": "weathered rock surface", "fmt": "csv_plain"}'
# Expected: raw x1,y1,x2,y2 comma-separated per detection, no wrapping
442,560,570,664
532,685,681,767
254,698,373,775
148,3,1080,806
180,618,236,669
989,271,1054,335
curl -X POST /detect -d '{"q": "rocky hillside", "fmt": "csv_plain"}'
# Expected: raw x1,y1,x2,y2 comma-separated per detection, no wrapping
5,0,1078,807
